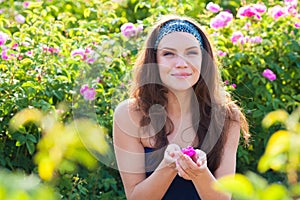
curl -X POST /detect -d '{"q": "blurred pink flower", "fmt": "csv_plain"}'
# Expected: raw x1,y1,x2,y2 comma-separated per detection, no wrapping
224,80,229,85
206,2,220,13
120,23,137,38
240,36,249,45
231,31,244,44
237,5,262,19
1,50,8,60
26,50,33,57
96,77,101,83
22,41,30,46
0,32,8,46
86,57,95,63
71,47,95,63
253,3,267,13
71,48,85,58
85,46,92,54
295,22,300,28
243,22,251,30
217,50,227,56
23,1,30,8
181,146,196,157
15,14,26,24
136,24,143,33
80,84,88,94
43,46,60,54
210,11,233,29
12,43,18,50
80,84,96,101
286,6,297,16
122,52,128,57
231,84,237,88
48,47,59,54
250,36,263,43
262,69,276,81
284,0,298,8
268,5,286,20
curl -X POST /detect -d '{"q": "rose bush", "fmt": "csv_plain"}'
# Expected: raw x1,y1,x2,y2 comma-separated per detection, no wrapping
0,0,299,199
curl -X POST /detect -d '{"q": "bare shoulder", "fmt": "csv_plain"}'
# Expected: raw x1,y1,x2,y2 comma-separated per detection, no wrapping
226,101,241,122
113,98,143,140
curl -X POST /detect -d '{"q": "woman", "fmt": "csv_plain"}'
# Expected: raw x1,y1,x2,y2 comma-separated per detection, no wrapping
113,14,250,200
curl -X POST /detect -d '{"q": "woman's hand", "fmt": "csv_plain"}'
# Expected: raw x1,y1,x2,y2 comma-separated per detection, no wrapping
176,149,207,180
163,144,181,168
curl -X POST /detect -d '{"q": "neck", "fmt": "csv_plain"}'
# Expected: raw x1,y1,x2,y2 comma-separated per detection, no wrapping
166,89,194,118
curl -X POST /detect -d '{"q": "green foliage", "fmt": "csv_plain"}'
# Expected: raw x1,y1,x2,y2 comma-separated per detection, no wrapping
0,0,299,199
0,168,59,200
9,107,109,181
216,108,300,199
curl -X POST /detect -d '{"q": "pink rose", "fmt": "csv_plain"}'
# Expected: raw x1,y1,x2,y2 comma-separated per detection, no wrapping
253,3,267,13
268,5,286,20
120,23,137,38
210,11,233,29
206,2,220,13
1,50,8,60
231,31,244,44
0,31,8,46
71,47,95,63
15,14,26,24
23,1,30,8
217,50,227,57
250,36,263,44
80,84,96,101
12,43,19,50
71,48,85,58
262,69,276,81
284,0,298,8
237,5,262,19
181,146,196,157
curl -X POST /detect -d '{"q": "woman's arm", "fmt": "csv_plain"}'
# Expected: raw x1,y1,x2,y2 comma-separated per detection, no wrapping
113,100,177,200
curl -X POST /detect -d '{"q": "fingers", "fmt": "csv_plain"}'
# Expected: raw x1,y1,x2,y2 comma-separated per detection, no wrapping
195,149,207,168
195,149,206,160
164,144,181,165
176,154,197,180
176,149,207,180
166,143,181,152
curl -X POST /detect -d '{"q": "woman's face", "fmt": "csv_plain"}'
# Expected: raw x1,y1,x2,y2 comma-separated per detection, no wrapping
156,32,202,92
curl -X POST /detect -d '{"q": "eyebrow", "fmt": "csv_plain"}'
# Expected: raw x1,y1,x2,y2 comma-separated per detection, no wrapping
159,46,199,51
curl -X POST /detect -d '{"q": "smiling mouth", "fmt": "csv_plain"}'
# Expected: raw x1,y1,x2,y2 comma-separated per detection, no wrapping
171,73,192,78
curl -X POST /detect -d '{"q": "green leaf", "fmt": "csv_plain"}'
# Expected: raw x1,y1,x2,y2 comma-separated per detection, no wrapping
262,110,289,128
26,134,37,143
260,184,289,200
214,174,254,199
14,134,26,146
26,141,35,155
84,8,91,18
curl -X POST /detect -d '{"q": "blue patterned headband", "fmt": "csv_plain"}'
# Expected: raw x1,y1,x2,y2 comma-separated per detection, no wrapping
154,19,204,50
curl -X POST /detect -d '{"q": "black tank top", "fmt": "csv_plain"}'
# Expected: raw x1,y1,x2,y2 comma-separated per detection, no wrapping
144,147,201,200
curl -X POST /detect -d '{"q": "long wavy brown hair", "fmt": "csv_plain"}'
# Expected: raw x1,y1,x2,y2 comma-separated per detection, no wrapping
130,15,250,174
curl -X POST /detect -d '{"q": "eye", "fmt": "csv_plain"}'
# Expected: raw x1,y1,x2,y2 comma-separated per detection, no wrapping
187,51,199,55
163,51,174,56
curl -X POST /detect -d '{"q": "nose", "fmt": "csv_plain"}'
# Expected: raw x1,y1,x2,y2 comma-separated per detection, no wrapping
175,56,188,68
